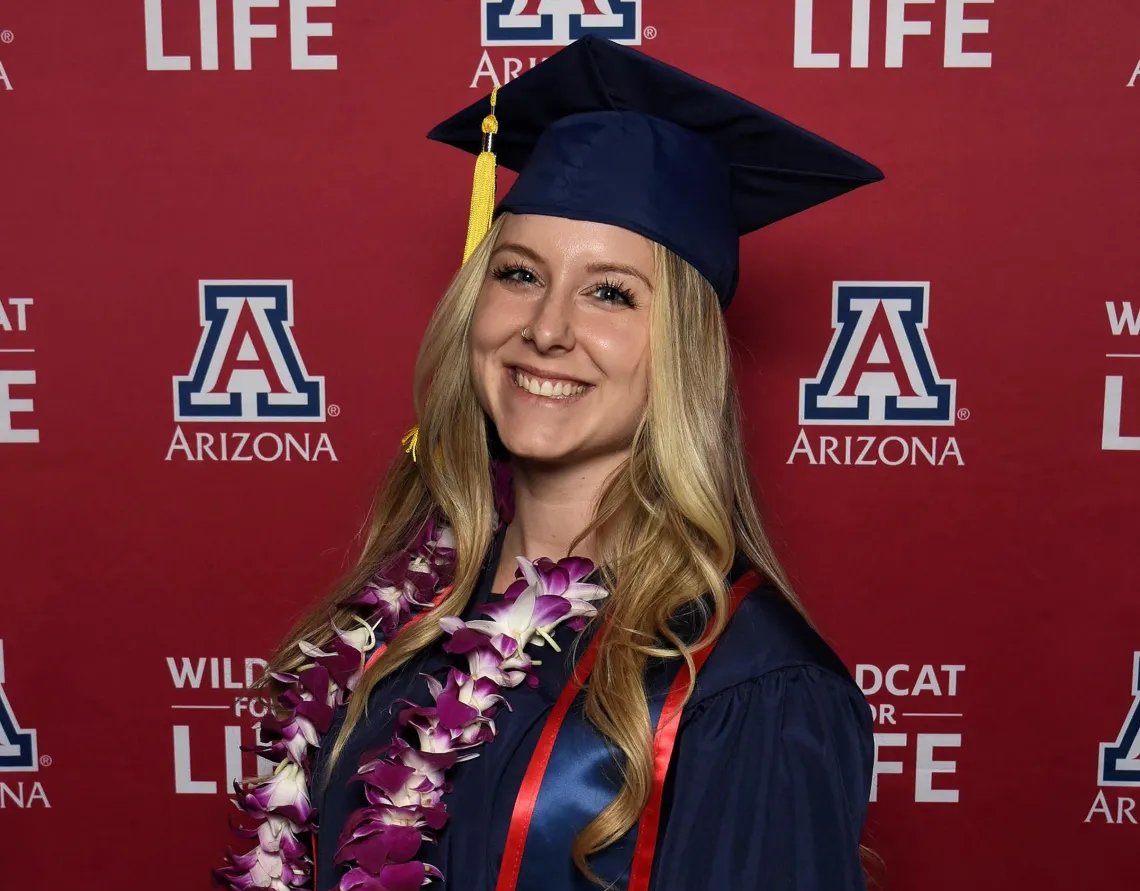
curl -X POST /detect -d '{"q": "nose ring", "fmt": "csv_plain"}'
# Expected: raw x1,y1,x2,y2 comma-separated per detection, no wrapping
521,326,533,342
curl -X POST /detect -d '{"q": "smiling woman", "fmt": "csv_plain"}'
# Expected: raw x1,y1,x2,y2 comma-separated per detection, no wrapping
216,35,884,891
471,216,654,467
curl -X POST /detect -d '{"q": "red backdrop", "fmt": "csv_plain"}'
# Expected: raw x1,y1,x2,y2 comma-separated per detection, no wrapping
2,2,1138,889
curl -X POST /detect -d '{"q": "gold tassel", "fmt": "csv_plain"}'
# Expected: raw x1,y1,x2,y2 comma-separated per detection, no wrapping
409,92,498,462
463,87,500,264
401,426,420,463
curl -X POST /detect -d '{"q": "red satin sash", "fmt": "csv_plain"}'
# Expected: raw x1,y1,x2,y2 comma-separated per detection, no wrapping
495,570,758,891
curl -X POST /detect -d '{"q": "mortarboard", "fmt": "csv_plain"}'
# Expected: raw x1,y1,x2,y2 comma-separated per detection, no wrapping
428,35,883,309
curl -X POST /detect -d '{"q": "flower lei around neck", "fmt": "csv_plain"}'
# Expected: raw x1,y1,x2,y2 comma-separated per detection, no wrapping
216,479,609,891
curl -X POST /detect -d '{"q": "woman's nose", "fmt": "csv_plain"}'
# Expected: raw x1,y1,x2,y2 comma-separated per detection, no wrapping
525,286,575,352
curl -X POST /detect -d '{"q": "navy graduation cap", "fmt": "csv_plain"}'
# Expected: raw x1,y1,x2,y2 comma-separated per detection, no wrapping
428,35,883,308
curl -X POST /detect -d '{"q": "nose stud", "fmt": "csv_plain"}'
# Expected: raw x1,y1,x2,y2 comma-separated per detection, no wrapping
521,326,533,342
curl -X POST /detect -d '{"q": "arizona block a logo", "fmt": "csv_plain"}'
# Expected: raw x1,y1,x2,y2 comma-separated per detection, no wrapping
1099,652,1140,788
482,0,642,47
174,281,324,422
0,641,37,773
1085,652,1140,825
791,282,962,466
800,282,955,426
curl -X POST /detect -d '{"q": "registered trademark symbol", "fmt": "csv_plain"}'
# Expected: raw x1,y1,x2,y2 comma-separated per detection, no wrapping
957,408,970,421
643,26,657,39
39,755,52,767
0,30,15,43
327,404,341,418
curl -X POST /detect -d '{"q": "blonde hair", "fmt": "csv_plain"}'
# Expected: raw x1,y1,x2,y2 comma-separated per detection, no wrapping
266,213,804,881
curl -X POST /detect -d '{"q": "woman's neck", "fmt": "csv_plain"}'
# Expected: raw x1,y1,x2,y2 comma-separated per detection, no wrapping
494,452,626,588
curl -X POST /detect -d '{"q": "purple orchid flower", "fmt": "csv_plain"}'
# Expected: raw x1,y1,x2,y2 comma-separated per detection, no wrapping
463,590,573,651
401,709,479,756
250,716,310,766
356,747,452,812
348,519,456,631
298,638,365,694
523,555,607,607
337,862,444,891
426,669,506,720
216,815,311,890
283,667,337,734
237,762,313,826
252,667,337,767
351,580,414,629
336,817,425,867
216,840,310,891
460,645,529,688
387,738,455,792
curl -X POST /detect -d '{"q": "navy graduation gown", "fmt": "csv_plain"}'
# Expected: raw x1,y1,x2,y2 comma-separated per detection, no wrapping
313,535,872,891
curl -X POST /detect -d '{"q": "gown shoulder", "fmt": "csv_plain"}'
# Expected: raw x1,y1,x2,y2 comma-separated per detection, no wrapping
685,576,860,704
652,577,873,891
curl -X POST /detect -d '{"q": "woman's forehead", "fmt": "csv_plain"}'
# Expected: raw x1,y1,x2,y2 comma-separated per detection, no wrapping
493,214,655,271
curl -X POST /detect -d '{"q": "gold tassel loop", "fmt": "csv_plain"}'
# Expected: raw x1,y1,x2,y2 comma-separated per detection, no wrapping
401,426,420,463
463,87,500,264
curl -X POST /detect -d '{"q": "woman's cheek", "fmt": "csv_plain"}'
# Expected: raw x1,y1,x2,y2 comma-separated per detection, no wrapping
612,326,651,395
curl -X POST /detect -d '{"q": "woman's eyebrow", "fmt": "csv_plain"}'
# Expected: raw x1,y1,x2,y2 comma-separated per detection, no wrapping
584,261,654,291
491,242,546,265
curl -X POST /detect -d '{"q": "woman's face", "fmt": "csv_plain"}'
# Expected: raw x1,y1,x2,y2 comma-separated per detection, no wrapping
470,214,655,467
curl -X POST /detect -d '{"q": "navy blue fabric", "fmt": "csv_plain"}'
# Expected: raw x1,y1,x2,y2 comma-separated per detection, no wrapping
499,110,739,305
427,35,884,307
313,543,873,891
513,643,683,889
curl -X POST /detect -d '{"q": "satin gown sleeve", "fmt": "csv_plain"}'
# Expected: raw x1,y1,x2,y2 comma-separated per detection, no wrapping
650,664,873,891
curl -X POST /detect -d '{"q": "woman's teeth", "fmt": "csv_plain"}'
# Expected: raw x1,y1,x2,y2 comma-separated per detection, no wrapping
514,371,588,399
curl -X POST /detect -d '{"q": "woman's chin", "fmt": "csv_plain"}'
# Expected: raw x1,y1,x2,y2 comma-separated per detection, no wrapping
495,426,584,465
499,439,578,465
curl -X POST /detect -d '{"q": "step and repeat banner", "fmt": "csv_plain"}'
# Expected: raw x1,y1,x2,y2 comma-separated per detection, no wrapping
1,2,1137,889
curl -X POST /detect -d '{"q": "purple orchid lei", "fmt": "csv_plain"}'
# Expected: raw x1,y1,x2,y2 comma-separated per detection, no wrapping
216,515,608,891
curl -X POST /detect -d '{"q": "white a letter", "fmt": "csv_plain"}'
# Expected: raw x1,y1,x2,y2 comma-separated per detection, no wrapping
234,0,280,71
290,0,337,70
6,298,32,332
1129,59,1140,88
145,0,191,70
471,50,501,89
794,0,840,68
944,0,993,68
1084,790,1113,823
886,0,935,68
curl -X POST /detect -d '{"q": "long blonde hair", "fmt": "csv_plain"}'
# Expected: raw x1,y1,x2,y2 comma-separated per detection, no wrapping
266,213,803,881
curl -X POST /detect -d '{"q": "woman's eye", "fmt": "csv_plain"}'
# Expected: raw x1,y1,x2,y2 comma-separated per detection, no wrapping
593,283,637,307
492,265,539,285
